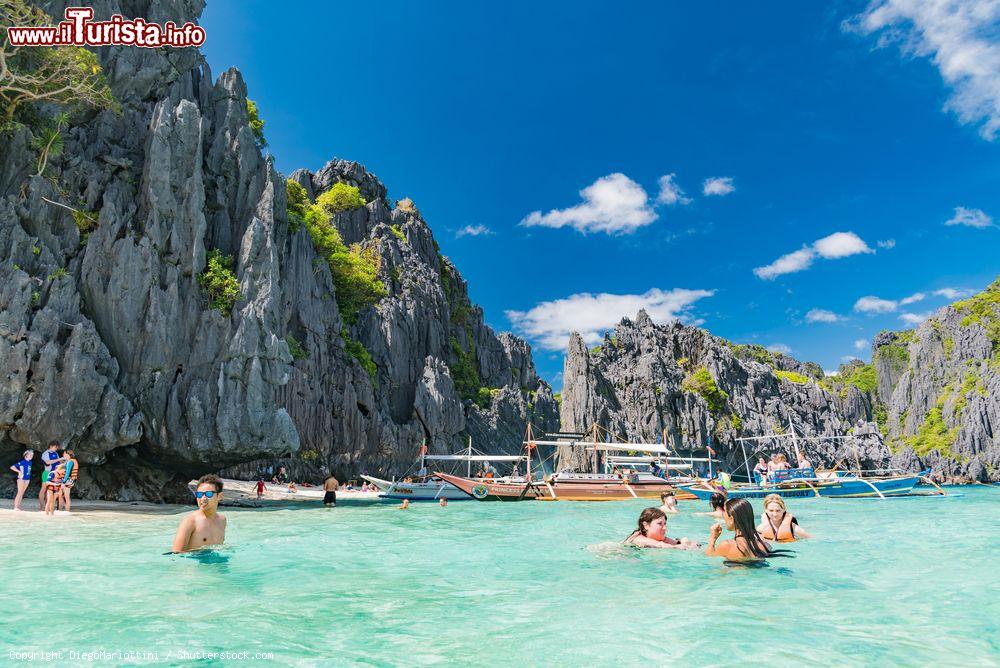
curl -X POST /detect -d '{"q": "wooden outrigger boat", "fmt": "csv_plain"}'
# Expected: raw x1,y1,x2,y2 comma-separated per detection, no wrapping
436,424,706,502
680,422,945,501
363,438,527,501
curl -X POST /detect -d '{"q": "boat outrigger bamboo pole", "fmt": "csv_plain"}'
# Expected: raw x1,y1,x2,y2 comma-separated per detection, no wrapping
592,423,599,474
918,474,947,496
525,423,533,481
467,435,472,478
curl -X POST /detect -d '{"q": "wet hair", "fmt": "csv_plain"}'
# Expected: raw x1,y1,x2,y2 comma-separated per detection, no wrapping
709,492,726,510
197,474,223,492
724,498,792,559
660,491,675,501
48,440,60,448
763,493,786,511
625,507,666,542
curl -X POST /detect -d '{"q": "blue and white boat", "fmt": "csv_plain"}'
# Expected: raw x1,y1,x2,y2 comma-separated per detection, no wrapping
680,468,928,500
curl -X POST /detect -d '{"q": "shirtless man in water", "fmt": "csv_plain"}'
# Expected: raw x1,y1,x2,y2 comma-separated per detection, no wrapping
323,474,339,507
171,475,227,552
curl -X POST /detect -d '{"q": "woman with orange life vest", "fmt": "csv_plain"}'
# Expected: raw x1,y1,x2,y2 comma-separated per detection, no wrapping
757,494,812,541
59,447,79,512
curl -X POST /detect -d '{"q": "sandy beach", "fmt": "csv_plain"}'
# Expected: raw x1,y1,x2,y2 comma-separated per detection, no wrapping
0,478,382,521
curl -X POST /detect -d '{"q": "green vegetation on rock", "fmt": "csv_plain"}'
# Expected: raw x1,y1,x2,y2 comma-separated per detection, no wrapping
953,278,1000,351
775,370,810,385
0,1,118,127
341,327,376,381
299,184,385,324
839,363,878,396
316,182,366,213
449,337,483,403
904,407,957,458
390,224,406,243
681,366,728,414
285,334,308,361
729,343,776,368
247,99,266,149
198,249,241,316
285,179,310,233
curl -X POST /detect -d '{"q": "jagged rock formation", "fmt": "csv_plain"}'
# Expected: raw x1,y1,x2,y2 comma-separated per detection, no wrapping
559,311,889,474
873,279,999,482
0,0,555,500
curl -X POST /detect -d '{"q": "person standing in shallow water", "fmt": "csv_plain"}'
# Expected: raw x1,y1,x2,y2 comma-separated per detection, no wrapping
9,450,33,510
323,474,339,507
171,475,227,552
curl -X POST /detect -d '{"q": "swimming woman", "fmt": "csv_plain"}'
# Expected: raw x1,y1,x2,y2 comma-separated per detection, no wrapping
704,498,788,562
757,494,812,541
700,492,726,518
624,508,699,549
659,492,679,514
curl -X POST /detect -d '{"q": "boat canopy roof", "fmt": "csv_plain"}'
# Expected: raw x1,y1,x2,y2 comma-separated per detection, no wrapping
422,454,525,462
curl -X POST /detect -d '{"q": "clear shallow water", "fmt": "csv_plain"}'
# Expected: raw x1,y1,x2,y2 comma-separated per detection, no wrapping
1,489,998,666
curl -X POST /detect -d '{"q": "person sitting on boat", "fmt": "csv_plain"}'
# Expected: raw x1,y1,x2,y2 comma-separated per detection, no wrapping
659,492,679,515
752,457,768,483
796,453,813,470
705,498,788,562
775,454,791,470
757,494,812,541
624,508,698,549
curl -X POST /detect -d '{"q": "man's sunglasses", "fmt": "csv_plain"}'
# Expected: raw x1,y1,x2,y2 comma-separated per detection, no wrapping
194,491,217,499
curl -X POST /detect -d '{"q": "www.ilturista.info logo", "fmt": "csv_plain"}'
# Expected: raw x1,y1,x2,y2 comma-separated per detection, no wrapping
6,7,205,48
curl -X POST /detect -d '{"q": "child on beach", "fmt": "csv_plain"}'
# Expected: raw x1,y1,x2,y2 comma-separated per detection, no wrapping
37,441,62,510
9,450,33,511
171,475,227,552
256,479,266,500
43,464,65,515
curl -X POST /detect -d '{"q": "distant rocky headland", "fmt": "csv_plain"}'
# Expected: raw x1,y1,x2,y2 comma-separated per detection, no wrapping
1,0,996,502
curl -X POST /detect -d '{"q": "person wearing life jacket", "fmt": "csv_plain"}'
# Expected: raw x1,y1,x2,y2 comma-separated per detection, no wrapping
37,440,63,511
44,464,66,516
757,493,812,541
59,448,79,512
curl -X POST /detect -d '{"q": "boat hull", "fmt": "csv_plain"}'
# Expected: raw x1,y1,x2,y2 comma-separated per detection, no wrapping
435,472,695,502
361,475,471,501
680,474,924,500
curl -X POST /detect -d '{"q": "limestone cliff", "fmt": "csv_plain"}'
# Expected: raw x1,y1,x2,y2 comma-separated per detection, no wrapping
559,311,889,475
873,278,999,482
0,0,556,500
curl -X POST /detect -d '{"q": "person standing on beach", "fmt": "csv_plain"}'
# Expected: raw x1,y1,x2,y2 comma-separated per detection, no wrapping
37,441,62,510
256,478,266,500
171,475,227,552
59,448,79,512
322,474,339,507
9,450,33,510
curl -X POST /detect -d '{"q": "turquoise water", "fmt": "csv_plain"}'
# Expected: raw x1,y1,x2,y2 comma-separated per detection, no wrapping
1,489,998,666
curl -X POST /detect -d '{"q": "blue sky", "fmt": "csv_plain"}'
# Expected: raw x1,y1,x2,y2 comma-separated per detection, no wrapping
201,0,999,388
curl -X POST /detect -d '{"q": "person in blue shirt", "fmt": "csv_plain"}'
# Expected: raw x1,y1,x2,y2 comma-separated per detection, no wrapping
9,450,34,511
37,441,64,511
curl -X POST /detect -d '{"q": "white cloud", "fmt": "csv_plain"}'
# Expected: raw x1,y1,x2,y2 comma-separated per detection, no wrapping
520,173,657,235
754,231,873,280
702,176,735,196
753,247,815,280
806,308,843,323
656,174,691,206
854,295,899,313
841,355,861,362
854,338,869,351
767,343,792,355
505,288,715,351
877,238,897,249
900,311,933,325
812,231,874,259
933,287,974,299
900,292,926,305
945,206,995,228
456,224,494,238
850,0,1000,140
825,369,840,377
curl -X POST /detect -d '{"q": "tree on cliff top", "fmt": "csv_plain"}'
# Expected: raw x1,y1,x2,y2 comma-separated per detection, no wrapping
0,0,118,126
